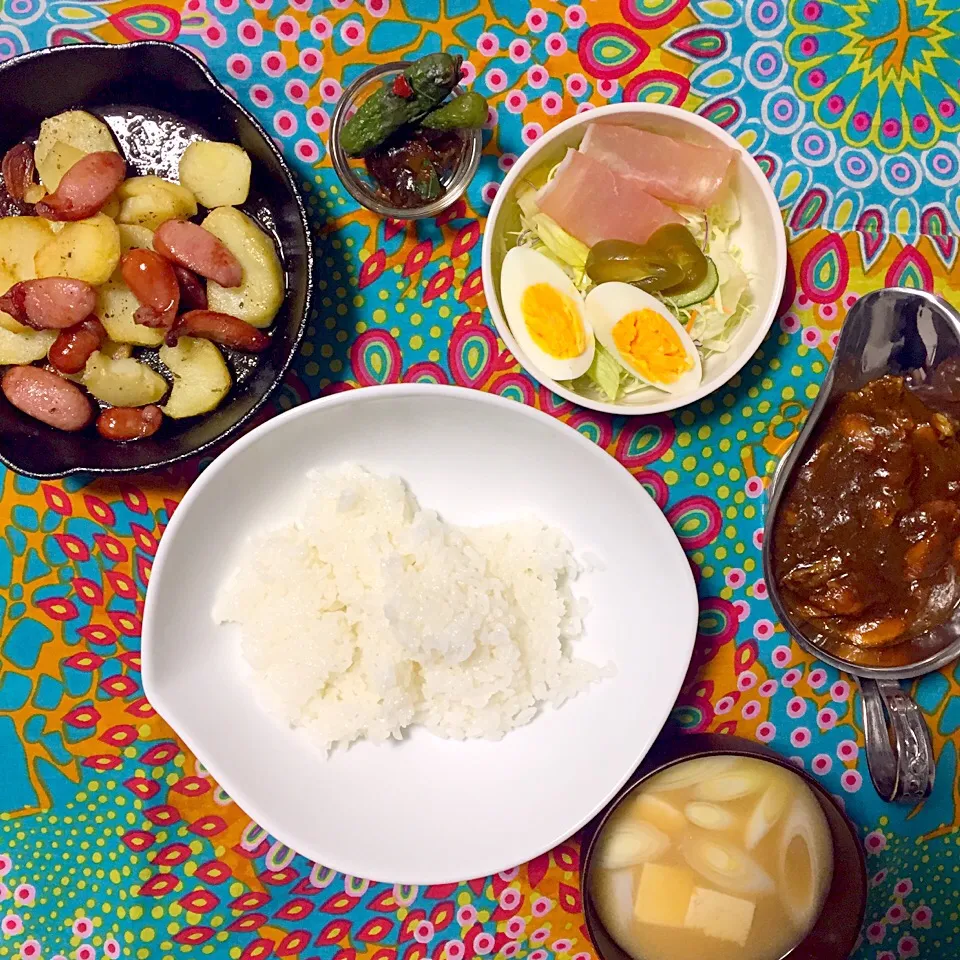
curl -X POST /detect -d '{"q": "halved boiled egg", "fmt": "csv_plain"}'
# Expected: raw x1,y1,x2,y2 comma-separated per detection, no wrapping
585,282,702,394
500,247,595,381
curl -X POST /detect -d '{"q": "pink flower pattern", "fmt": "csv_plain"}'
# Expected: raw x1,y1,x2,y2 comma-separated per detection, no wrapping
898,934,920,957
865,830,889,855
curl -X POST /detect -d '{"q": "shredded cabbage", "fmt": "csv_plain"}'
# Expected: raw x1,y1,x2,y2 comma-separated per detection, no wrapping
682,220,751,356
674,207,709,249
708,185,741,231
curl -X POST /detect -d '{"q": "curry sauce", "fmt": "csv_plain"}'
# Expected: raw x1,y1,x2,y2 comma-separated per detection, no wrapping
773,374,960,667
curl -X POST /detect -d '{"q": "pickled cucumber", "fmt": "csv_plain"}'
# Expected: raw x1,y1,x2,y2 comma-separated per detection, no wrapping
665,259,719,307
340,53,463,157
421,92,489,130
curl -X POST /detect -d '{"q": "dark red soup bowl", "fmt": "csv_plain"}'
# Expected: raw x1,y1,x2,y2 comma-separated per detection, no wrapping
580,734,867,960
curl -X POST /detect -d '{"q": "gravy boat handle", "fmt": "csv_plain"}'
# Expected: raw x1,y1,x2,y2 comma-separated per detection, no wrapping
859,678,934,804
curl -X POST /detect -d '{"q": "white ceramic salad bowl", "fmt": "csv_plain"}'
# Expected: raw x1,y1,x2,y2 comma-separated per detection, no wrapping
481,103,787,415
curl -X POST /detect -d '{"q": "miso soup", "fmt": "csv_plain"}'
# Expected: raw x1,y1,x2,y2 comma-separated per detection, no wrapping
589,756,834,960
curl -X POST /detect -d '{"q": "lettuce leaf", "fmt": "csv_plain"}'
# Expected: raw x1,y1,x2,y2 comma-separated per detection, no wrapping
566,342,644,402
583,342,624,400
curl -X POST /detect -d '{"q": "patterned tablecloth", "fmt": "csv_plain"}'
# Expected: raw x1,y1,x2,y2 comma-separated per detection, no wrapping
2,0,960,958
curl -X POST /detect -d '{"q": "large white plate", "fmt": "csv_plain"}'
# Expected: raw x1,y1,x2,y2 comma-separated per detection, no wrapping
142,385,697,883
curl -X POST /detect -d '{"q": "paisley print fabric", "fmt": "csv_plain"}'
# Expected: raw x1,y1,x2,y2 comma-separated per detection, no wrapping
1,1,960,958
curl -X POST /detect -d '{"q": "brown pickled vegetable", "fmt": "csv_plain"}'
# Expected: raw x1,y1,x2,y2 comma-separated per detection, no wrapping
773,374,960,668
341,53,489,209
364,128,465,208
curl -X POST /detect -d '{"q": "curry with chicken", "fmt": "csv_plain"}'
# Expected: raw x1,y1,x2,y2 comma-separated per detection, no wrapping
773,375,960,666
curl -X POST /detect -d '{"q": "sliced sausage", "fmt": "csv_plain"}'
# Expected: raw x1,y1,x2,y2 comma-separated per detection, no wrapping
154,219,243,287
2,142,36,202
166,310,269,351
34,151,126,221
2,365,93,431
48,316,107,375
172,264,208,311
96,404,163,441
0,278,97,330
120,249,179,329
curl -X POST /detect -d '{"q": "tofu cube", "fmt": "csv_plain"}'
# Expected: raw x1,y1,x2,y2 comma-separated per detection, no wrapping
684,887,756,946
633,863,695,928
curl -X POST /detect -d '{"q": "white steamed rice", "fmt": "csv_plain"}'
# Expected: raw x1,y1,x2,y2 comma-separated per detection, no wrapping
212,464,606,753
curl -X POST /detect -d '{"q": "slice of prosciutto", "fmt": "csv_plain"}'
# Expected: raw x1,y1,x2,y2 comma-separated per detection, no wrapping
535,148,683,247
579,124,735,209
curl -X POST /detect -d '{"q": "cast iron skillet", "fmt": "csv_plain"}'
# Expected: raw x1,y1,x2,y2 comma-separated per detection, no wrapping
0,41,313,478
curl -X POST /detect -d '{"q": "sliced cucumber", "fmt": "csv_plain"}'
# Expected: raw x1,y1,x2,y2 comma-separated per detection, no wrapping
665,258,719,308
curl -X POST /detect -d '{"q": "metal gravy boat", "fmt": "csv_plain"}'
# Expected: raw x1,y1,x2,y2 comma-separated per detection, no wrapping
763,288,960,803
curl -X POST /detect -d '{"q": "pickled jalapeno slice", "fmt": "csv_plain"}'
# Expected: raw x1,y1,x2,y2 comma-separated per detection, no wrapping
647,224,709,297
585,239,685,292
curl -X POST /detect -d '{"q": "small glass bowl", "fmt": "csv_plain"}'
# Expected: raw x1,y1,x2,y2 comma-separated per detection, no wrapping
328,61,482,220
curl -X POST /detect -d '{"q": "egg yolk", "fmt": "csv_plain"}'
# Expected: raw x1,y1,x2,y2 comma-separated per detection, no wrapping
520,283,586,359
612,309,693,384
